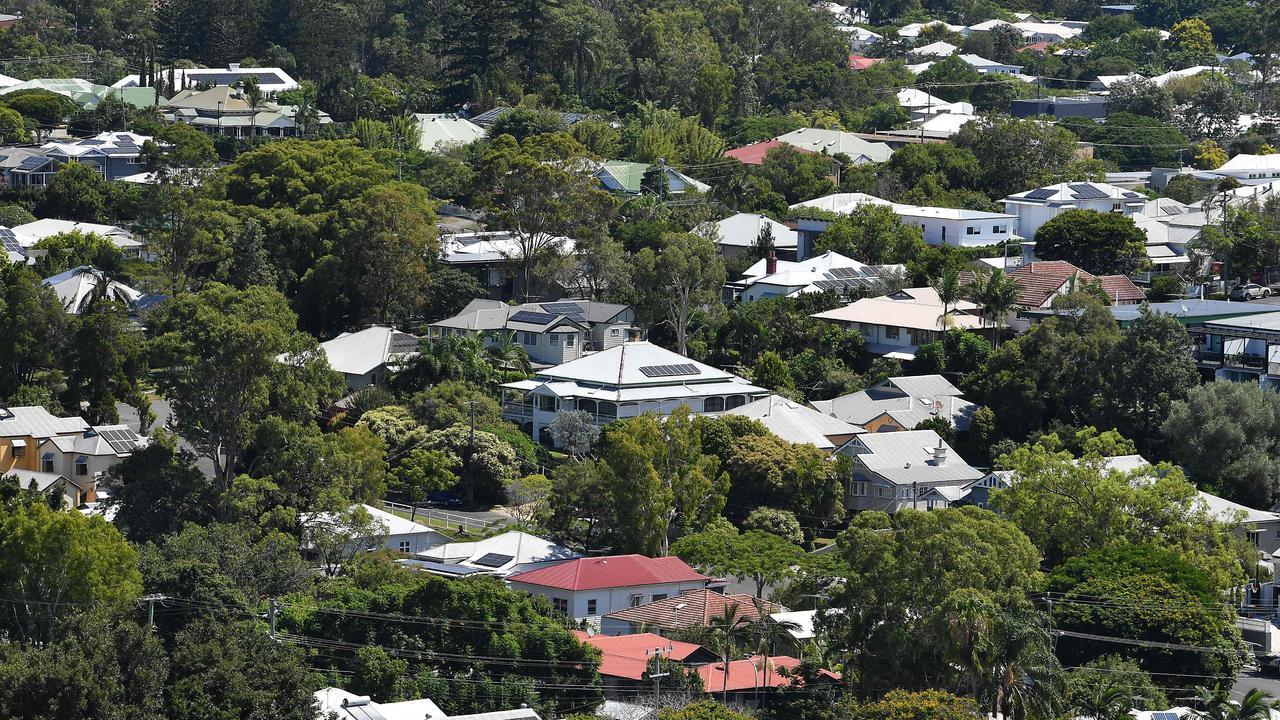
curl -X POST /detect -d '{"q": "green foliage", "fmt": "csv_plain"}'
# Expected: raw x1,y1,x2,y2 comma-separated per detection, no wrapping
0,203,35,227
421,423,521,505
31,231,125,278
39,162,108,223
755,145,836,205
918,57,983,102
953,115,1080,198
1163,174,1210,204
659,700,756,720
1065,112,1188,169
849,690,981,720
1162,381,1280,508
1065,656,1168,713
673,521,804,596
813,205,927,265
742,507,804,545
725,433,846,524
104,436,217,543
2,89,76,126
0,263,66,397
633,232,726,355
1047,543,1219,602
1106,77,1175,121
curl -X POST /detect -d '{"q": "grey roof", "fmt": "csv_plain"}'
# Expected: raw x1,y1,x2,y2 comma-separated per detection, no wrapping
1109,300,1280,323
725,395,865,449
469,105,588,128
1203,311,1280,333
431,298,626,332
0,406,90,439
883,374,962,398
849,429,982,485
810,375,973,428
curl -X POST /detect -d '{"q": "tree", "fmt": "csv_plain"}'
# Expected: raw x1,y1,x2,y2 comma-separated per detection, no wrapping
1162,382,1280,508
148,283,344,496
812,205,927,265
1164,174,1210,204
61,295,147,425
166,618,318,720
849,690,981,720
953,115,1079,198
547,410,601,456
339,182,437,324
39,162,108,222
724,434,845,524
1194,138,1229,169
918,58,983,102
672,523,804,597
1168,18,1217,65
421,423,522,505
966,269,1021,346
1106,77,1175,121
756,145,837,204
226,218,278,289
742,507,804,545
633,232,726,356
546,459,616,549
0,105,29,142
1182,73,1246,139
103,436,217,543
1032,210,1149,276
1102,307,1199,453
0,263,66,397
388,448,458,503
31,230,124,279
1066,656,1168,713
1192,687,1275,720
0,499,142,643
503,473,552,526
751,350,794,392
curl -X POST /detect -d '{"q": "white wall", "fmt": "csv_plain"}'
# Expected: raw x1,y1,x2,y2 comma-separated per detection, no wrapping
511,580,710,620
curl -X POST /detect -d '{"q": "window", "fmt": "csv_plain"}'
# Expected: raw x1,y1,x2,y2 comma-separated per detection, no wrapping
884,326,899,339
565,334,575,347
851,481,868,497
537,394,557,411
552,597,569,614
993,225,1006,234
587,599,597,614
704,396,725,412
876,486,893,498
398,540,411,553
1111,202,1123,212
610,328,620,337
10,442,24,458
1248,530,1261,548
42,457,54,472
75,458,88,476
652,594,667,602
127,156,146,164
521,332,537,346
629,594,645,607
966,226,978,235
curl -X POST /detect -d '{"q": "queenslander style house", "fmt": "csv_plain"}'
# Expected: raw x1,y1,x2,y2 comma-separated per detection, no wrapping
430,299,636,368
501,341,768,444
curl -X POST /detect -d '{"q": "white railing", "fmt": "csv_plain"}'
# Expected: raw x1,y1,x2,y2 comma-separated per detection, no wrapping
379,500,506,534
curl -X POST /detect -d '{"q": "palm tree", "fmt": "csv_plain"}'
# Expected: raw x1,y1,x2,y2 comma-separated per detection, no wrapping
931,267,963,368
241,75,264,138
942,590,996,700
1077,683,1134,720
968,268,1022,347
488,331,532,380
751,603,801,695
987,606,1062,720
709,603,753,703
1193,685,1273,720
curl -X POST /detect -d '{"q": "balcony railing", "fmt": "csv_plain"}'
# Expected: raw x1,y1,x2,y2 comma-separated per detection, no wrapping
502,403,534,419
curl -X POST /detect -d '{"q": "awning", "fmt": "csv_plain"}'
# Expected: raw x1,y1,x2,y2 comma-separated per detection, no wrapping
10,438,25,447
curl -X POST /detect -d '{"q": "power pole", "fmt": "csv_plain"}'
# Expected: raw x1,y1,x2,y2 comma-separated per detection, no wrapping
268,597,278,637
465,400,478,508
647,644,673,713
141,593,167,630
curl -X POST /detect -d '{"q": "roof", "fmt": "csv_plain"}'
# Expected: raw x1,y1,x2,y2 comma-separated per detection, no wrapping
507,554,709,591
1217,154,1280,174
775,128,893,164
115,65,298,93
1005,181,1145,205
723,139,816,166
314,687,538,720
0,405,89,439
809,375,974,429
810,292,990,332
768,609,841,640
709,212,799,249
603,590,780,628
417,531,579,572
318,326,419,376
468,106,588,128
896,88,946,108
914,40,958,57
441,230,577,265
695,655,825,692
48,424,146,457
725,395,865,449
12,218,136,249
41,131,152,158
958,53,1021,71
8,469,74,494
431,298,627,332
411,113,486,152
572,631,710,680
848,429,983,485
594,161,710,194
531,341,736,387
1109,300,1280,323
42,266,142,313
1003,261,1145,307
738,251,898,296
848,54,884,70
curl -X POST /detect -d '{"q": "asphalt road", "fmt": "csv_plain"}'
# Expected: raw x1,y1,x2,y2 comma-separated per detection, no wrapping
1232,669,1280,701
116,397,217,479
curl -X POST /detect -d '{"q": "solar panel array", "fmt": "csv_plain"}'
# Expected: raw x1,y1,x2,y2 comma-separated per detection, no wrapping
1123,191,1142,198
472,552,515,568
17,155,48,171
99,427,142,454
540,301,585,319
0,228,22,254
639,363,700,378
509,310,558,325
1069,183,1108,199
1024,188,1056,200
388,332,419,354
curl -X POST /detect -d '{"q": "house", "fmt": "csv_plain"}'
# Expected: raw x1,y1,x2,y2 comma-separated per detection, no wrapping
1189,310,1280,388
898,112,980,140
912,40,959,59
42,266,144,314
1129,212,1192,278
0,79,160,109
0,405,145,492
468,106,589,128
316,325,420,389
440,230,577,300
1089,73,1143,92
847,54,884,70
600,590,781,636
500,341,768,444
572,630,717,693
12,218,142,255
1151,65,1218,87
6,468,97,508
1211,154,1280,186
1009,95,1107,119
724,395,866,451
775,128,893,165
303,503,453,556
809,375,977,432
898,21,965,39
506,554,712,620
162,85,332,138
729,251,901,302
1012,21,1082,43
723,139,840,180
998,261,1146,312
315,687,541,720
593,160,710,195
1003,181,1147,239
6,132,154,186
840,429,983,511
765,610,837,657
896,88,973,120
405,530,580,578
114,64,299,95
837,26,882,53
706,211,800,260
956,53,1023,75
411,113,486,152
790,192,1019,251
430,298,635,366
810,287,992,360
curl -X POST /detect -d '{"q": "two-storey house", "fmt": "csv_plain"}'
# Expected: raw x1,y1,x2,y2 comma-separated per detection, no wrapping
429,299,636,367
0,405,146,505
507,554,713,621
1003,181,1147,240
839,429,983,511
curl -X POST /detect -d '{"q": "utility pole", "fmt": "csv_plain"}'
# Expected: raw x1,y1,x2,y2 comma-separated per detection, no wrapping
141,593,167,630
912,480,918,510
647,644,673,714
465,400,478,508
268,597,278,637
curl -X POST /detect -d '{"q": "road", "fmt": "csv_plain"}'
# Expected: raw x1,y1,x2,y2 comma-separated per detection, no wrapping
1232,669,1280,701
116,397,217,479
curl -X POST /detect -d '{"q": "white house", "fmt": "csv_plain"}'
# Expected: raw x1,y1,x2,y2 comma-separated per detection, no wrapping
506,554,712,620
500,341,768,444
13,218,142,255
411,113,486,152
837,25,882,53
725,394,865,451
810,374,977,432
1012,21,1082,42
114,64,299,94
429,298,636,366
407,530,580,578
303,504,453,556
791,192,1019,249
707,212,800,259
42,266,143,314
775,128,893,164
440,230,578,298
315,686,541,720
810,287,991,360
316,325,420,389
957,53,1023,75
1212,154,1280,186
1003,181,1148,240
840,429,983,511
731,250,902,301
898,21,965,39
913,40,959,59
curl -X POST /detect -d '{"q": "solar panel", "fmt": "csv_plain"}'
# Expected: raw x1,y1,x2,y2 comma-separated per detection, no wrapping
509,310,557,325
17,156,48,171
471,552,514,568
639,363,701,378
813,279,844,291
0,228,21,254
388,332,419,354
1123,191,1141,198
100,427,141,454
541,302,584,315
1069,183,1108,199
1024,188,1056,200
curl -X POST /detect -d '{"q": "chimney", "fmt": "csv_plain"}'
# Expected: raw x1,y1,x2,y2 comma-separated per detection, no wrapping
228,62,240,71
929,439,948,466
766,250,777,275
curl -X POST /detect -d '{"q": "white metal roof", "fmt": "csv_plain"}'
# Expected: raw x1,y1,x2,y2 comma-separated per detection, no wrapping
709,212,799,249
725,395,865,449
317,326,419,376
412,113,487,152
534,341,735,387
0,406,89,439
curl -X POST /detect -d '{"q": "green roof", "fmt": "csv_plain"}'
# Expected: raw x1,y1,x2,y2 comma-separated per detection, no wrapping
599,161,651,193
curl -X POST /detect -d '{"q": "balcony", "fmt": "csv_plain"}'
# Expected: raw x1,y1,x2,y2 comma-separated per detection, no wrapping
502,402,534,420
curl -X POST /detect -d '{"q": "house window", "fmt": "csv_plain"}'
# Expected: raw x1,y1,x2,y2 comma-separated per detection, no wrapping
851,481,868,497
74,458,88,476
629,594,645,607
536,395,557,411
565,334,575,347
41,455,54,473
1248,530,1261,548
587,599,597,614
10,442,24,458
704,396,725,412
876,486,893,498
885,326,900,339
993,225,1006,233
521,332,537,346
966,226,978,235
610,328,620,337
652,594,667,602
398,540,411,553
127,156,146,165
552,597,568,615
1111,202,1123,212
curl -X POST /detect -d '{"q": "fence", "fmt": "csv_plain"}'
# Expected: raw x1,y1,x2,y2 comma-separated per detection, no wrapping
379,500,507,534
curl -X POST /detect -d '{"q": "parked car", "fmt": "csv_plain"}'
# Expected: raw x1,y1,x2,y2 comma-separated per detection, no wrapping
1231,283,1272,300
427,490,464,508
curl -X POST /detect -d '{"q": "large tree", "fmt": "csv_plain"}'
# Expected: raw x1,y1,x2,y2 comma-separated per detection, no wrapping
953,115,1080,198
338,182,438,325
1162,381,1280,508
812,205,927,265
633,232,726,356
672,522,804,597
1032,210,1149,276
1102,307,1199,454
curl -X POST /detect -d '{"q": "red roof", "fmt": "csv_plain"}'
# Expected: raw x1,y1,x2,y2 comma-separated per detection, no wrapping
849,54,884,70
696,655,839,692
508,554,710,591
603,590,780,629
1000,261,1145,307
1018,41,1052,54
724,139,816,166
573,631,711,680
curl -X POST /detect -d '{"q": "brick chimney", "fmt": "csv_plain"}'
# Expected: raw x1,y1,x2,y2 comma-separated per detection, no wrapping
766,250,777,275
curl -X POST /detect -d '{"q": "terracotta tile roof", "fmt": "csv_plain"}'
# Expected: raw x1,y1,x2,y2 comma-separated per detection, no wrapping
602,590,780,630
848,54,885,70
724,139,815,166
695,655,840,692
507,555,709,591
1019,41,1053,53
968,261,1145,307
572,631,712,680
